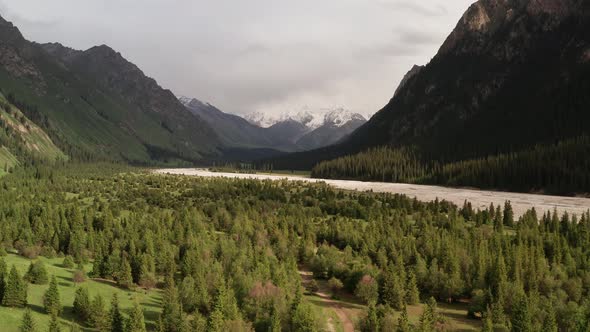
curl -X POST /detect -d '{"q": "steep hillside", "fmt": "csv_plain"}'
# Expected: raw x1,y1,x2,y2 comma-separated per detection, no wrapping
0,15,220,165
270,0,590,194
0,93,65,174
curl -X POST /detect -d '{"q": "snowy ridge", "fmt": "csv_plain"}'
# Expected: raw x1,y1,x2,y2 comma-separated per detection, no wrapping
245,107,367,129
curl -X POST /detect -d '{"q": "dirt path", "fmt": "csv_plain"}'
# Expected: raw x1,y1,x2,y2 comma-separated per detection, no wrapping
156,168,590,218
299,270,356,332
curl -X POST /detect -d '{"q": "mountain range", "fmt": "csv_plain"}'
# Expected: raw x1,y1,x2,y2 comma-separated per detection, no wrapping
179,97,367,152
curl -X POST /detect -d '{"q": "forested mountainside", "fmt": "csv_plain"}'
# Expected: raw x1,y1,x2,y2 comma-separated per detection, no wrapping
0,15,221,166
269,0,590,194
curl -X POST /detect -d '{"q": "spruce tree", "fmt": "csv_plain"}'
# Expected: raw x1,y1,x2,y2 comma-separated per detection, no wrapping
396,304,411,332
110,293,125,332
72,287,91,323
406,270,420,305
382,264,405,310
24,260,49,285
160,275,182,332
3,265,27,307
419,297,438,332
117,256,133,289
511,295,531,332
503,201,514,227
126,301,147,332
541,304,557,332
20,308,36,332
43,275,62,315
90,294,109,331
48,312,61,332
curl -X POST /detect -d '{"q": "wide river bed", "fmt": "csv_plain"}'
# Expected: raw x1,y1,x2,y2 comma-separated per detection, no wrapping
156,169,590,218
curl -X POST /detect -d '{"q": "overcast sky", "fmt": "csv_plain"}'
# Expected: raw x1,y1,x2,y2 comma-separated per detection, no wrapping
0,0,474,117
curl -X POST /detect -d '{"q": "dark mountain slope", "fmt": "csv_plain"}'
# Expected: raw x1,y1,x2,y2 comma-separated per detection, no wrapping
0,15,220,164
270,0,590,174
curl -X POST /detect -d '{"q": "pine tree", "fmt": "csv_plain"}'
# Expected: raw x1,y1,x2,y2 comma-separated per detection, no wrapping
269,306,282,332
110,294,125,332
419,297,438,332
20,308,36,332
3,265,27,307
117,256,133,289
48,312,61,332
360,303,380,332
406,270,420,305
382,264,405,309
24,260,49,285
511,295,531,332
126,301,147,332
396,304,411,332
90,294,109,331
43,275,62,315
72,287,91,323
541,304,557,332
160,275,182,332
503,201,514,227
482,308,493,332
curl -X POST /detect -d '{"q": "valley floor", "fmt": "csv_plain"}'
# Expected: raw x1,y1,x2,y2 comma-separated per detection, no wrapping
156,168,590,218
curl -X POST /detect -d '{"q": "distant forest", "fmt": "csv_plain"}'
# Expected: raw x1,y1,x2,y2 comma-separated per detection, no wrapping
311,136,590,195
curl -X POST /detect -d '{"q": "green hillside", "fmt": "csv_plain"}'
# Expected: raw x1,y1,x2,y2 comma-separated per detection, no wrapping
0,254,162,331
0,16,221,166
0,94,65,175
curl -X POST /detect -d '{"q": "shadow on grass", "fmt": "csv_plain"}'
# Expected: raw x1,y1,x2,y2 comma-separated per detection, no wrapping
307,296,363,311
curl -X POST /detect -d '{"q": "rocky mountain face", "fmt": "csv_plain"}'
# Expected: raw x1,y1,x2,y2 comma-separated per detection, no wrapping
0,15,221,164
269,0,590,169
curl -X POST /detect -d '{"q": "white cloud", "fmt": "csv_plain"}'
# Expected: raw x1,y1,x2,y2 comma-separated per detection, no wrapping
0,0,474,116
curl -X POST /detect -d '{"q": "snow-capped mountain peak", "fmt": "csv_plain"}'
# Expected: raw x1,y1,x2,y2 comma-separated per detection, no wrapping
323,108,366,127
245,107,367,129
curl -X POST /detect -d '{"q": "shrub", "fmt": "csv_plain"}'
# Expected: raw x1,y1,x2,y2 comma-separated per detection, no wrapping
73,270,86,284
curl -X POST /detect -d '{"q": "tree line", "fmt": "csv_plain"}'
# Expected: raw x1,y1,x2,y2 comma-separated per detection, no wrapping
311,135,590,195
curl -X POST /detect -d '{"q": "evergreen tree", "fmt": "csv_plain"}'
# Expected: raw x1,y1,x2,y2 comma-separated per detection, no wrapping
406,270,420,305
503,201,514,227
90,294,109,331
24,261,49,285
72,287,91,323
382,264,405,309
117,256,133,289
48,312,61,332
43,275,62,315
20,308,36,332
269,307,282,332
291,303,317,332
110,294,125,332
360,303,380,332
541,304,557,332
160,275,182,332
396,304,411,332
126,301,147,332
62,256,75,269
419,297,438,332
3,265,27,307
511,295,531,332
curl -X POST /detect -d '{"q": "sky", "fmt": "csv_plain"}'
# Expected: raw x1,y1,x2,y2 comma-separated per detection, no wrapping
0,0,474,117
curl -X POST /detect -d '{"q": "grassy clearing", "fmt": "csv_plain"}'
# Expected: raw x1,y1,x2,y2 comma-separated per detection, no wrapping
0,254,162,331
